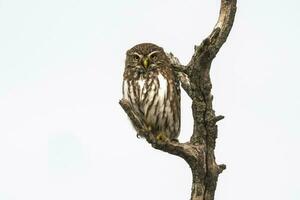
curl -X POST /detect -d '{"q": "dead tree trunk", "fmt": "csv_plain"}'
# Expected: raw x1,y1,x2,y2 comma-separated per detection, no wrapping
120,0,237,199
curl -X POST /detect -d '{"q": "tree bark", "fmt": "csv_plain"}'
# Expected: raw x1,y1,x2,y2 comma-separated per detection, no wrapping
120,0,237,199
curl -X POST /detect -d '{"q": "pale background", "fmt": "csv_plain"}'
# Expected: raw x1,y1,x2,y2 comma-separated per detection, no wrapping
0,0,299,200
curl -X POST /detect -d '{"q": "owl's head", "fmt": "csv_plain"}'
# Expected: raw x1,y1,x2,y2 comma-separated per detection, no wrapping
125,43,169,72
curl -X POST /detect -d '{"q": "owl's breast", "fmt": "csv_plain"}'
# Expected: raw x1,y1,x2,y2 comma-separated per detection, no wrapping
140,73,169,124
139,73,167,105
123,70,180,139
156,73,168,102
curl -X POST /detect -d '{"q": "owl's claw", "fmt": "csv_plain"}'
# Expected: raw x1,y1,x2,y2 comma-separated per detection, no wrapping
156,132,168,143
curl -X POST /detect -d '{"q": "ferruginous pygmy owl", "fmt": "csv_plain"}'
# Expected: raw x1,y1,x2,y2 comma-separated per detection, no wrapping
122,43,180,140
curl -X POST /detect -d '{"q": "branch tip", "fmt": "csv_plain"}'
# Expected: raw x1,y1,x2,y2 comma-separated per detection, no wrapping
215,115,225,122
218,164,227,174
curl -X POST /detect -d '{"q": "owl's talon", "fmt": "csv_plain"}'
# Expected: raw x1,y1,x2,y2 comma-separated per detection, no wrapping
156,132,168,143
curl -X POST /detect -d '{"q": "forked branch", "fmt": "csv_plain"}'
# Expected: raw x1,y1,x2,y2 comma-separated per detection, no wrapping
120,1,237,200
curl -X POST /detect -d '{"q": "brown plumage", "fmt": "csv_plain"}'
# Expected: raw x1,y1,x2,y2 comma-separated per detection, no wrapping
122,43,180,139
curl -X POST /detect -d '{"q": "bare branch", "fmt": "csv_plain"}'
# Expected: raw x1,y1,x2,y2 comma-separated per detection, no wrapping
188,0,237,69
119,99,197,163
218,164,227,174
167,53,194,98
214,115,225,122
120,1,237,200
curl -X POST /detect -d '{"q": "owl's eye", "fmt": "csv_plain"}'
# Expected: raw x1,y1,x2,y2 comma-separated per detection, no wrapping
150,54,157,60
133,55,140,61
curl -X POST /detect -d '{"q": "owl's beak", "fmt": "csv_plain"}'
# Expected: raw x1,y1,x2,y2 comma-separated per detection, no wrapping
143,58,149,68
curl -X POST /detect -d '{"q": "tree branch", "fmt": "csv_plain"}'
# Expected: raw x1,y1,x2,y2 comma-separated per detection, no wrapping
167,53,194,98
120,1,237,199
188,0,237,70
119,99,199,165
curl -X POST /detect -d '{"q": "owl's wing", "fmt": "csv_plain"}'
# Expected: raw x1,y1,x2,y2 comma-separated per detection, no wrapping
122,78,147,133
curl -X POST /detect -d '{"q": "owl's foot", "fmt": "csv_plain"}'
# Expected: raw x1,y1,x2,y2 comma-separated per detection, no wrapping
156,132,169,143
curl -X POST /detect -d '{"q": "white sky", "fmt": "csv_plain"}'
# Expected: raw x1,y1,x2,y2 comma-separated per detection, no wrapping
0,0,299,200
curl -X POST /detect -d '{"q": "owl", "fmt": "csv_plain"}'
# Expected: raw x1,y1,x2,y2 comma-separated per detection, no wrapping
122,43,180,140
